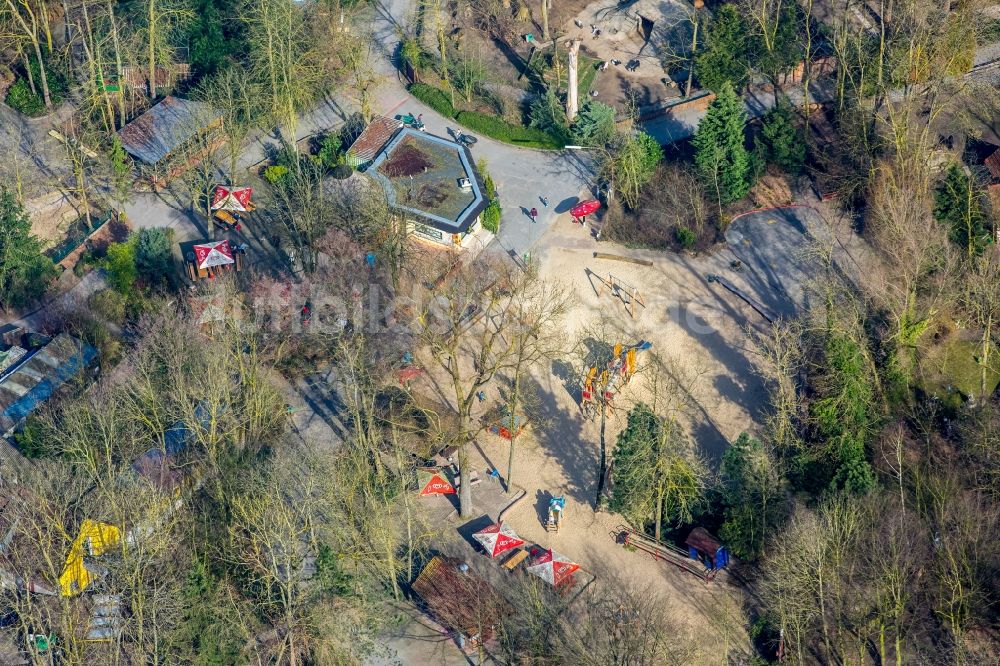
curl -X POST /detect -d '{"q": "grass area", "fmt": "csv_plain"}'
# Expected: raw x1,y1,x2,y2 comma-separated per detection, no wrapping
409,83,565,150
578,55,600,98
916,335,1000,407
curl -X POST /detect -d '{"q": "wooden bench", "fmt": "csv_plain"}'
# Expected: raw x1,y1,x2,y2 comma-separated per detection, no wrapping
502,549,529,571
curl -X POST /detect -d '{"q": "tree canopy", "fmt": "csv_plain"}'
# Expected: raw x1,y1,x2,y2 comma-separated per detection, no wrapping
0,188,54,310
695,6,751,92
693,82,753,206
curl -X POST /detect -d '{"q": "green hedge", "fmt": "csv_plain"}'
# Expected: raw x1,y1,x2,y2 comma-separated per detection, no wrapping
409,83,457,118
407,83,564,150
481,200,501,233
455,111,564,149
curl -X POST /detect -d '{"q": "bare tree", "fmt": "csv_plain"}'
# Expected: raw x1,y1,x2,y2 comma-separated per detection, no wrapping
419,257,553,517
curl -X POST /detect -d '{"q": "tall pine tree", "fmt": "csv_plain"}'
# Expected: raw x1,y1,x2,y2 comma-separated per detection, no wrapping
0,188,54,310
693,82,753,208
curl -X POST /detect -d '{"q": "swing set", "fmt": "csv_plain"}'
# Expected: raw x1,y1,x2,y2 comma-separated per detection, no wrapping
591,272,647,318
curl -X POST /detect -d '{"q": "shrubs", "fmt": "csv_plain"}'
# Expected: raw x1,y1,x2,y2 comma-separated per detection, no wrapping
675,227,696,249
572,101,616,147
601,164,719,252
104,238,139,294
409,83,457,118
408,83,565,149
5,78,45,116
4,55,66,117
481,200,501,233
315,133,344,170
264,165,291,186
478,162,501,233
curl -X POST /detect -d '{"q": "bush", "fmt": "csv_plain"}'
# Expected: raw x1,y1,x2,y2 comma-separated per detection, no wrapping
675,227,696,249
14,416,52,458
264,165,290,186
134,227,173,286
104,238,138,294
89,289,127,325
481,200,501,233
316,133,343,170
401,38,429,74
4,54,66,117
455,111,564,149
409,83,457,118
4,78,45,116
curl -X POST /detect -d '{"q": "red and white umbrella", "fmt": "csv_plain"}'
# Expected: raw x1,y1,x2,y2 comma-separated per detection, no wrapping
193,240,235,270
569,199,601,219
211,185,253,212
472,522,524,558
418,470,455,496
526,549,579,586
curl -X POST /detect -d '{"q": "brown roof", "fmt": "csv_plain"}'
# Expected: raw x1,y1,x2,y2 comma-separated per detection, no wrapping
347,115,402,163
985,148,1000,180
411,556,509,641
117,96,221,165
685,527,723,556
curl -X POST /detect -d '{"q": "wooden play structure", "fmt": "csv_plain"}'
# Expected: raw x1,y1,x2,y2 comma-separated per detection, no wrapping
617,524,730,583
580,340,651,416
593,272,647,318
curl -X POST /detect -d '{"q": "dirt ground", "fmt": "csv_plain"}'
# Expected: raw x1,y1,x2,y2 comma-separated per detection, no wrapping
24,190,88,249
562,0,688,111
432,0,684,113
388,209,783,662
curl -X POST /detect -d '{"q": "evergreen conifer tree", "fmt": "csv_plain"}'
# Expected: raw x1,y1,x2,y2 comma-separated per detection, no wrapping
693,82,753,208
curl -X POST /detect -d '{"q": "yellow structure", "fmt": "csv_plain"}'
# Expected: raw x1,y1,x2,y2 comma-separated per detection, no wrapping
59,520,121,597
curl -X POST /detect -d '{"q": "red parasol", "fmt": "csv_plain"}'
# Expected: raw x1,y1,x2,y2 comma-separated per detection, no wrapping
419,470,456,496
569,199,601,219
192,240,235,270
472,523,525,558
525,548,580,585
211,185,253,211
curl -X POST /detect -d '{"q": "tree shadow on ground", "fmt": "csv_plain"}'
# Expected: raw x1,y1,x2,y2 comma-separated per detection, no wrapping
526,374,597,508
457,514,496,554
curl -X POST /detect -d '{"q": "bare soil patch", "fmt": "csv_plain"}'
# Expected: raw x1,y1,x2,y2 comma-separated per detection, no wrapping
380,142,435,177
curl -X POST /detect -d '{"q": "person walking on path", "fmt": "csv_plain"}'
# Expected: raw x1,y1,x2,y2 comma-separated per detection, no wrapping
530,207,538,223
540,196,549,208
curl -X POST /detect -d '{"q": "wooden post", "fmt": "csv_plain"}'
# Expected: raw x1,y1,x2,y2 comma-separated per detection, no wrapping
567,38,581,122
